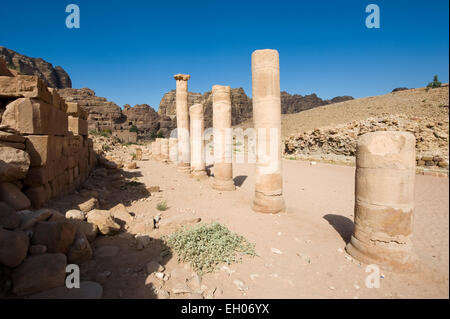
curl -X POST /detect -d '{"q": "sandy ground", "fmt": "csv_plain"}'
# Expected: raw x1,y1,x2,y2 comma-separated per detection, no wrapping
71,156,449,299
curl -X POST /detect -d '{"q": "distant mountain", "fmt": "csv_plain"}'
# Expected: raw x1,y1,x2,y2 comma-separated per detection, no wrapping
0,46,72,89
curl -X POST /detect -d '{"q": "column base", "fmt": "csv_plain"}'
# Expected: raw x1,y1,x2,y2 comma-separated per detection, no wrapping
177,163,191,173
212,179,235,191
191,170,208,179
252,193,285,214
345,235,418,273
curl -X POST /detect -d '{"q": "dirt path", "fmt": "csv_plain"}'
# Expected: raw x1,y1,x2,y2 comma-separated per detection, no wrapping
79,157,449,299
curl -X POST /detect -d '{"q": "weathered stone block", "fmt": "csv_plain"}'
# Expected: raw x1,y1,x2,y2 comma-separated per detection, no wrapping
25,135,56,167
0,75,52,104
68,116,88,136
23,166,53,187
66,102,88,120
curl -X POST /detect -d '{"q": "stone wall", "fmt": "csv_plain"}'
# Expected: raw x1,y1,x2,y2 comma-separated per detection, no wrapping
0,61,96,209
112,130,138,143
284,114,449,169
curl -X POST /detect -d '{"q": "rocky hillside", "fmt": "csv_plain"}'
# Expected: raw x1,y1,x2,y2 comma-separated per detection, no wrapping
0,46,72,89
159,88,353,127
281,86,449,169
158,88,252,128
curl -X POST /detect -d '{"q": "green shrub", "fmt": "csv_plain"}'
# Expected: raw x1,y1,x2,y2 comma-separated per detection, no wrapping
129,125,139,133
156,201,168,211
427,75,442,89
164,222,256,274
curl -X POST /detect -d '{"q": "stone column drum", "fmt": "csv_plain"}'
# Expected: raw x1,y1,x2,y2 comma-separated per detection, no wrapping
174,74,191,172
212,85,235,191
169,137,178,164
346,131,417,272
189,103,207,178
160,138,169,161
152,138,161,161
251,49,285,213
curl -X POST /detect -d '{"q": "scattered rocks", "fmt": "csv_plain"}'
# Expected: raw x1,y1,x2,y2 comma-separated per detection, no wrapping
78,197,98,213
66,219,98,242
86,209,120,235
109,203,133,225
17,209,52,230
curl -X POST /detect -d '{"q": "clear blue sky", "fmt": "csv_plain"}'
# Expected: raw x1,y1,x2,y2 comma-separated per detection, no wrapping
1,0,448,111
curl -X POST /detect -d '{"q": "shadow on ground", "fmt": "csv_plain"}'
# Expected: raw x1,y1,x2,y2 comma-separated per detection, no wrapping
323,214,354,244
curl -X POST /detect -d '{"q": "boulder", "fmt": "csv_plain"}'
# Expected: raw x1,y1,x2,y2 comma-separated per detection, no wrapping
31,221,77,254
0,182,31,210
78,197,98,213
67,228,92,264
0,228,29,267
66,219,98,242
12,253,67,296
86,210,120,235
17,209,52,230
0,201,21,229
109,203,133,225
0,147,30,182
29,281,103,299
65,209,85,221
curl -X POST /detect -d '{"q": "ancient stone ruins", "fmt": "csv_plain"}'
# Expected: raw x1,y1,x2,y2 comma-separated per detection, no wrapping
0,49,425,299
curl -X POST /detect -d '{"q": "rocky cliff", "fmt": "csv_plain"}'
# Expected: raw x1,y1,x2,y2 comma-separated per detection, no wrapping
0,47,72,89
159,88,352,127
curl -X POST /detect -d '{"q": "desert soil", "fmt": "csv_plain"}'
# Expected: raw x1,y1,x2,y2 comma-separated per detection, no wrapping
50,156,449,299
238,86,449,139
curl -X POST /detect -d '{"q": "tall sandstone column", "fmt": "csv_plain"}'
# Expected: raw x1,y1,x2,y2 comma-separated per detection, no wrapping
174,74,191,172
212,85,235,191
160,138,169,161
189,103,207,178
346,131,417,272
251,49,284,213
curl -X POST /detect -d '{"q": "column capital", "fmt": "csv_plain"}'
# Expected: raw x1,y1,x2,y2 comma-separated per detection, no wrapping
174,74,191,81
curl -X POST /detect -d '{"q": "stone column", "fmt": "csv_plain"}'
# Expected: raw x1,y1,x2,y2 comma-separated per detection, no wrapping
212,85,235,191
174,74,191,172
169,137,178,164
346,131,417,272
160,138,169,161
152,138,161,160
251,49,284,213
189,103,207,178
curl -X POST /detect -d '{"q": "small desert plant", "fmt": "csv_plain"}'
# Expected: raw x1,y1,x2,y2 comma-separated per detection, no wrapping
129,125,139,133
100,129,112,137
131,152,136,160
427,75,442,89
102,144,111,152
156,201,168,211
163,222,256,274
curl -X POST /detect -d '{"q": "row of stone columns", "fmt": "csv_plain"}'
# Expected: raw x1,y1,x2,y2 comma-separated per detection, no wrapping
149,50,417,272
